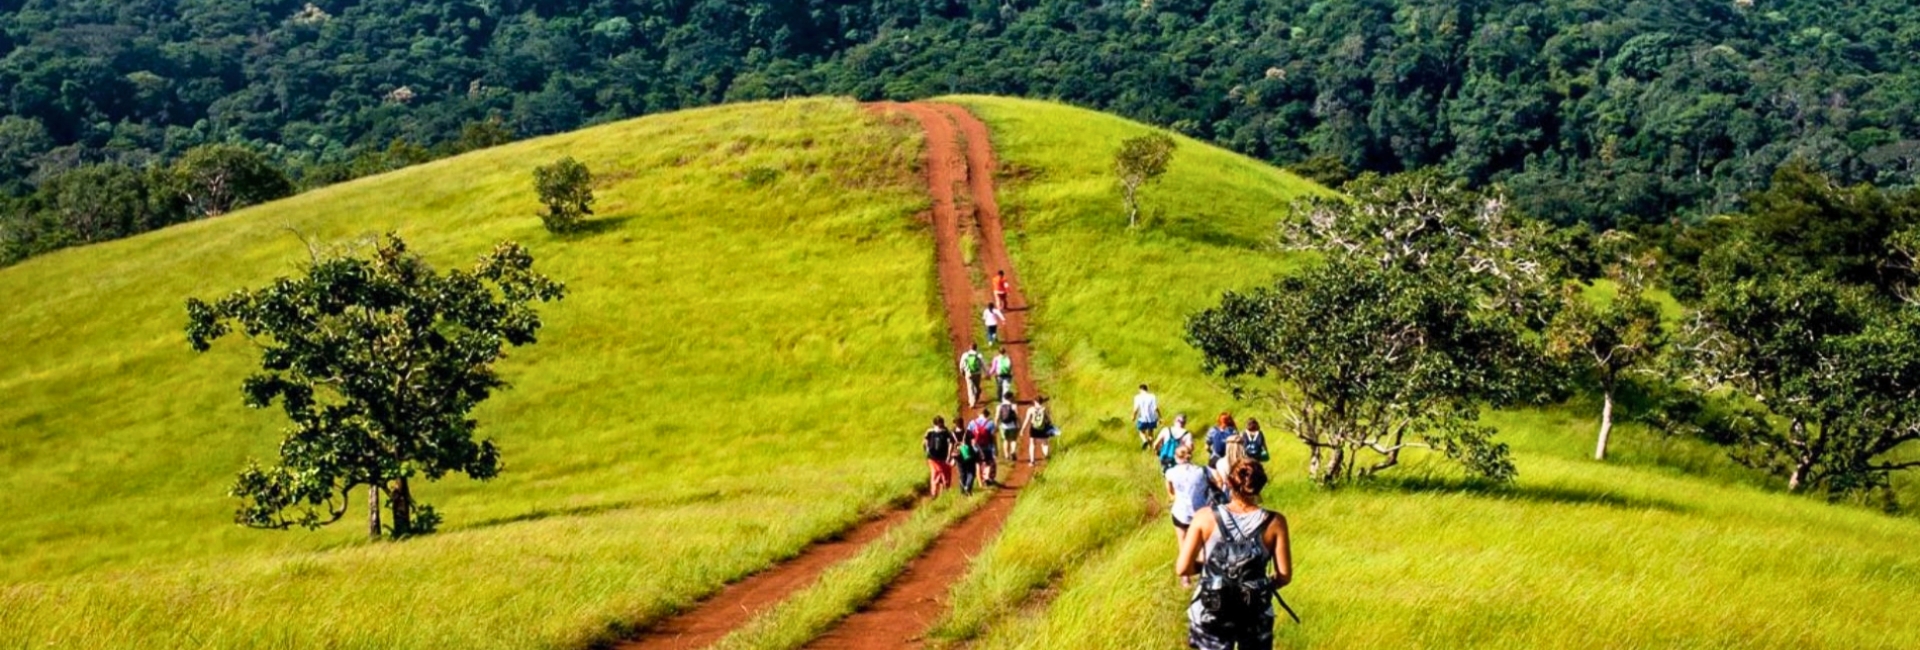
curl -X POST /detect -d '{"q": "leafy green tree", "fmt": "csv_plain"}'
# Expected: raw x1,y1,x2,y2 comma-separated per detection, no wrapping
39,163,152,243
1190,172,1561,485
163,144,295,218
533,156,595,234
1677,240,1920,495
186,234,566,539
1545,245,1668,460
1114,133,1176,228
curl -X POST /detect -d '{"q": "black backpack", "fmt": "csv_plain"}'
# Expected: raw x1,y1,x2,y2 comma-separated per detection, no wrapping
1193,506,1278,633
925,428,952,460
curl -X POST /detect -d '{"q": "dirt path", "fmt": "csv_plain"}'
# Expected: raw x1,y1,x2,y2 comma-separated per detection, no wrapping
805,102,1040,650
612,507,914,650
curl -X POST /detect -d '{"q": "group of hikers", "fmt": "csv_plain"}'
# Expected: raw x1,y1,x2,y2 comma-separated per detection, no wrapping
923,271,1057,498
1135,384,1296,650
917,266,1293,649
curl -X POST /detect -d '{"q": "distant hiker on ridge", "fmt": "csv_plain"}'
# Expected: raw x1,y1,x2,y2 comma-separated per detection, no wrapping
1178,459,1294,650
1133,384,1162,449
960,344,987,408
993,269,1012,311
992,347,1016,402
924,416,957,498
996,394,1023,462
982,302,1007,346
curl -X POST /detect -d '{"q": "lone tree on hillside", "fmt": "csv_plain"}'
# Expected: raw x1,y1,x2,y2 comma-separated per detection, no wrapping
1115,133,1176,228
1545,241,1669,461
533,156,595,234
186,234,566,539
1188,172,1562,485
162,144,295,218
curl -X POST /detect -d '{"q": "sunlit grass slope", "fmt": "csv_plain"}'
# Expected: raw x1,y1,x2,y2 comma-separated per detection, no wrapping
0,98,949,648
936,96,1920,649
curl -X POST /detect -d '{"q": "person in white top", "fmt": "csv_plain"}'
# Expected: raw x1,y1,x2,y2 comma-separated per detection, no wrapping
1132,384,1161,449
982,304,1006,345
1152,414,1193,471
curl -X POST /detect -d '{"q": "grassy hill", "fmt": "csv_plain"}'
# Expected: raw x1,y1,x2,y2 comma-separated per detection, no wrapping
2,95,1918,650
927,96,1920,649
0,98,952,648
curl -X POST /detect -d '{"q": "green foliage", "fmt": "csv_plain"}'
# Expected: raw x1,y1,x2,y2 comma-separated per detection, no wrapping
533,156,595,234
1113,133,1175,227
186,234,566,539
1545,243,1669,460
163,144,295,219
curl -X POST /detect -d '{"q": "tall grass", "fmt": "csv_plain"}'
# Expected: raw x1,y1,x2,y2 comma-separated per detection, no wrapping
938,96,1920,649
0,98,948,648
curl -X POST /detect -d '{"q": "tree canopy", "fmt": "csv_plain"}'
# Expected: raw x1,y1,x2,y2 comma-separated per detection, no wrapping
186,234,566,539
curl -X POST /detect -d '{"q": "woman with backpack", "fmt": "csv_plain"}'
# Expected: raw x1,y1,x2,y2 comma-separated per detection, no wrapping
1240,418,1271,464
996,396,1022,462
1176,459,1293,650
1022,395,1058,466
1165,445,1210,550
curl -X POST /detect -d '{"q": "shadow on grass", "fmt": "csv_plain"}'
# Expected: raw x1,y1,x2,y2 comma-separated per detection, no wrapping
555,215,636,239
452,490,730,533
1368,475,1688,513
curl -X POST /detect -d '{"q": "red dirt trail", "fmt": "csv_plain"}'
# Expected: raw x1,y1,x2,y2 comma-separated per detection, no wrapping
799,103,1042,650
614,507,914,650
617,102,1040,650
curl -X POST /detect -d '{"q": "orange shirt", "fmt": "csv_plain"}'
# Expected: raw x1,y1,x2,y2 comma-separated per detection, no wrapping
993,276,1010,294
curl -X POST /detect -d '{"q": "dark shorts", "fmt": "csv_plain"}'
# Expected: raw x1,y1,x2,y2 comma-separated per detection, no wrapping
1031,425,1057,439
1000,423,1020,440
1189,621,1274,650
1172,514,1190,533
1138,419,1159,433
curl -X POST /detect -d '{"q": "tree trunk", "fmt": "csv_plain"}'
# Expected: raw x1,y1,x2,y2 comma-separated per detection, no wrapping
389,477,413,538
1123,182,1139,228
367,483,382,540
1594,387,1615,461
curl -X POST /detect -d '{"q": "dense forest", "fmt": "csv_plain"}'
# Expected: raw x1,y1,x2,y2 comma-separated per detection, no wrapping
8,0,1920,263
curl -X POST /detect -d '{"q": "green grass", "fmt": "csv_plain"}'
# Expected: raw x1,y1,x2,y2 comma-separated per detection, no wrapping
936,96,1920,649
0,98,950,649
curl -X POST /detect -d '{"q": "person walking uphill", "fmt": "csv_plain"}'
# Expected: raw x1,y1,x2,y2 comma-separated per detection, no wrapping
1166,445,1211,554
982,303,1007,346
993,269,1013,311
992,348,1016,402
959,344,987,408
996,395,1022,461
1177,459,1294,650
1022,395,1059,465
1155,414,1194,471
967,409,998,487
924,417,958,498
1133,384,1162,449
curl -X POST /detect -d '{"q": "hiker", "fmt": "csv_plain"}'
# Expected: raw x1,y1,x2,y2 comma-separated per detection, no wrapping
924,416,957,498
982,303,1006,346
1177,459,1294,650
992,348,1016,402
1241,418,1272,464
956,420,981,496
967,408,999,487
1166,445,1211,557
1022,394,1058,465
1205,413,1239,466
1154,414,1194,471
959,344,987,408
996,395,1023,461
1133,384,1162,449
993,269,1012,311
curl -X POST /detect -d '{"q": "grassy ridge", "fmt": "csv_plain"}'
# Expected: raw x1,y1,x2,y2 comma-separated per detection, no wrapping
940,96,1920,649
0,98,948,648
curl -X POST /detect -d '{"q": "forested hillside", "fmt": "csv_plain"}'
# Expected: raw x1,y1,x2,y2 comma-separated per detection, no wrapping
7,0,1920,251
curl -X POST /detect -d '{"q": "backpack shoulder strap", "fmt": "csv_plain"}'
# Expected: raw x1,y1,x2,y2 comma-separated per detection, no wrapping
1214,505,1244,544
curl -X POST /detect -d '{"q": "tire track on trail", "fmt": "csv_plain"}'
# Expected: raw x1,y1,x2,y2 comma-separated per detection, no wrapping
799,103,1041,650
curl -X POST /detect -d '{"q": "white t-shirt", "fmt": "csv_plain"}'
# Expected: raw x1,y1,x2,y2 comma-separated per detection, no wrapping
1133,392,1159,422
983,307,1004,327
1165,463,1211,523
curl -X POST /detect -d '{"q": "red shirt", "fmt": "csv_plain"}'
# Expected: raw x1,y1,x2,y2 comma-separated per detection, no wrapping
993,276,1010,294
